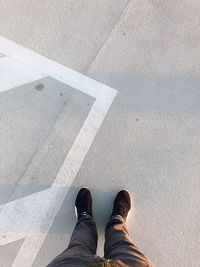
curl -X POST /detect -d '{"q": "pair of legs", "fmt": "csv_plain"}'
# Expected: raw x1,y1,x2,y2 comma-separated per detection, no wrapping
47,189,154,267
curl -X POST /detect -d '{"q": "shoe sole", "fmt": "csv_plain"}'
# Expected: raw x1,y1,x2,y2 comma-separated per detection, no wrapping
123,189,131,221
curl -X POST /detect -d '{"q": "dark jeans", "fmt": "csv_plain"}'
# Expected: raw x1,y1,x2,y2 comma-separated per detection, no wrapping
47,215,154,267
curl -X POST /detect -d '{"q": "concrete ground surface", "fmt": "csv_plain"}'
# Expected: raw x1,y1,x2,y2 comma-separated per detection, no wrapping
0,0,200,266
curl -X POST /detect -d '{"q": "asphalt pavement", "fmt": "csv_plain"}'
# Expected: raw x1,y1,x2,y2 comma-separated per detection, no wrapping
0,1,199,266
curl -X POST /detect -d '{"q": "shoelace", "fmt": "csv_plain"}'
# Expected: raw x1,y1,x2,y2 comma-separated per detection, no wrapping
80,211,89,216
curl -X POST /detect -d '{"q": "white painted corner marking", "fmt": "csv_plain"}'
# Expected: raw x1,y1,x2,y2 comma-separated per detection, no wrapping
0,36,117,267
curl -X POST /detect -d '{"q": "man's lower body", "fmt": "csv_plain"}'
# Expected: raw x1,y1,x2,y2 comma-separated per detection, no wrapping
47,188,154,267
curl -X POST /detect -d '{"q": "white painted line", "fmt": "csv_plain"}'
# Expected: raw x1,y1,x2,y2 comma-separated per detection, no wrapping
0,35,116,99
0,35,117,267
0,56,46,93
53,98,114,187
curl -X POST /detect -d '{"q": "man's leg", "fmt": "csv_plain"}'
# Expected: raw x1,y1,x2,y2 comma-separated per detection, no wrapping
104,190,154,267
104,215,153,267
48,215,98,267
47,188,99,267
67,215,97,254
